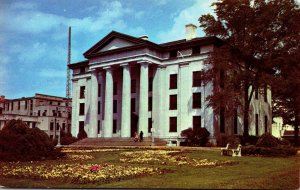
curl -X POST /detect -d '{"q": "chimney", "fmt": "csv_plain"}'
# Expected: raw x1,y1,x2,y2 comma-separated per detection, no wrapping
185,24,197,40
139,35,148,41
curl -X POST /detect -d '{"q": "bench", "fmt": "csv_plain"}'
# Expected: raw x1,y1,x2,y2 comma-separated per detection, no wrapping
221,143,242,157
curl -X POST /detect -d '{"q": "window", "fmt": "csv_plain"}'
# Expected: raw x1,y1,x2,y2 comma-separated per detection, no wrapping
32,122,36,128
58,111,62,117
255,114,259,136
220,107,225,133
18,101,20,110
0,108,2,114
113,100,117,113
56,123,59,130
169,50,177,58
38,110,40,116
52,110,56,116
192,93,201,109
50,101,52,105
50,122,54,131
193,71,202,87
58,102,61,106
169,74,177,89
131,80,136,93
148,97,152,111
264,85,267,102
264,115,268,133
148,118,152,133
169,95,177,110
30,100,33,110
192,46,200,55
80,86,85,99
149,77,153,92
79,121,84,131
98,120,100,134
193,116,201,129
131,98,135,112
98,84,101,97
169,117,177,132
234,109,238,134
43,110,47,116
98,101,100,115
79,103,85,115
113,119,117,134
113,82,117,95
11,102,13,110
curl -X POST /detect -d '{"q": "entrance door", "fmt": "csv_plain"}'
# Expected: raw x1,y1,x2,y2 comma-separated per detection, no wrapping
131,113,138,137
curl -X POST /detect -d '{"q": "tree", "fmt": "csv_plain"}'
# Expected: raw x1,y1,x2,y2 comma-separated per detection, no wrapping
199,0,300,136
272,50,300,146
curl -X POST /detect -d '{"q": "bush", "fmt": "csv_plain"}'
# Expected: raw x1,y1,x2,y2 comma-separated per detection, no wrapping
240,135,259,146
181,127,210,146
61,131,78,145
225,135,241,148
0,119,65,162
77,129,87,140
256,133,279,147
242,145,297,157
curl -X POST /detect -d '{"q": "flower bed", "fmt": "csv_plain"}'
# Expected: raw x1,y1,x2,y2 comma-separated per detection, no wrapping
120,150,238,167
61,148,125,153
0,163,161,184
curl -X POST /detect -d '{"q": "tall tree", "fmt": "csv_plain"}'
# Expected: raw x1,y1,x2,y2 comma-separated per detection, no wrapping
199,0,299,136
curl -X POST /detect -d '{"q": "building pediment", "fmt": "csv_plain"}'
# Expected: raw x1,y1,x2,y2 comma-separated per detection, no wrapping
83,31,153,58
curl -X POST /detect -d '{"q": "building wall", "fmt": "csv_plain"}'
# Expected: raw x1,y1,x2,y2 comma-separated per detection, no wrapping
0,94,71,139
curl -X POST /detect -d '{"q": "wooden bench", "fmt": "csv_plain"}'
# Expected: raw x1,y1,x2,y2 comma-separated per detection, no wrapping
221,144,242,157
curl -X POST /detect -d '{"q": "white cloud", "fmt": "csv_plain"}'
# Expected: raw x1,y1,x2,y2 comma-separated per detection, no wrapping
156,0,216,43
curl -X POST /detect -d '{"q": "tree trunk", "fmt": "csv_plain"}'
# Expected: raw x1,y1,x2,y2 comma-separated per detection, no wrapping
294,111,299,146
243,82,249,136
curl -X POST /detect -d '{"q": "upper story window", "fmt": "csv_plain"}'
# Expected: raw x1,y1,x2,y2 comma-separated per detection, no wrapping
192,46,200,55
192,93,201,109
169,95,177,110
113,82,117,95
169,50,177,58
18,101,20,110
170,74,177,89
79,103,85,115
131,80,136,93
80,86,85,99
193,71,202,87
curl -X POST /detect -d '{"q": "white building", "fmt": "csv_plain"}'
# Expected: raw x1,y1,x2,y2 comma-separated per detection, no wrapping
69,24,271,145
0,94,71,140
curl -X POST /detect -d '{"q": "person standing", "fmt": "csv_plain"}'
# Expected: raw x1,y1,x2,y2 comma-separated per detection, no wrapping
139,131,143,142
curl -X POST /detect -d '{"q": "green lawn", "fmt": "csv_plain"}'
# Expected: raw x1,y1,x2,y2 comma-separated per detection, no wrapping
0,147,299,189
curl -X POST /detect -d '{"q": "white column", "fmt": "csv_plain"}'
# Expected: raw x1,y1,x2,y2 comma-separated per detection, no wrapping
121,63,131,137
178,62,189,134
90,70,98,138
138,61,149,136
103,66,113,137
157,65,167,138
71,80,78,137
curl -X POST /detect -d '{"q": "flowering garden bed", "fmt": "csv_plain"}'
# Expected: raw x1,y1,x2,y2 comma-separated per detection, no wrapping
0,147,298,189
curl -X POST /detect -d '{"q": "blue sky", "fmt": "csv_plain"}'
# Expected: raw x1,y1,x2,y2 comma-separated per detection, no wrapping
0,0,216,99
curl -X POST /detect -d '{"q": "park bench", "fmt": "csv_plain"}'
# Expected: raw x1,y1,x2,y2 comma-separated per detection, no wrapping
221,143,242,157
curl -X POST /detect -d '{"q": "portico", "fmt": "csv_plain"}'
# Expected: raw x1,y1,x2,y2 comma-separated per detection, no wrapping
87,61,154,138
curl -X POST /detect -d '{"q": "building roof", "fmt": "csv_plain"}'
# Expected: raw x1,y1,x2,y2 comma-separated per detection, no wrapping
3,93,71,102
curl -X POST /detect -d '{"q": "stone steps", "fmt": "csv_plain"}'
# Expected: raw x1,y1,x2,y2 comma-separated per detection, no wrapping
71,137,167,147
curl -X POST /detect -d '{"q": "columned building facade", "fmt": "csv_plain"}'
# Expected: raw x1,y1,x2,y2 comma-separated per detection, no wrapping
69,24,272,144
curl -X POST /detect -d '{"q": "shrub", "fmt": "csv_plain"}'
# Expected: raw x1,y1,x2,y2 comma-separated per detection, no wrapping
181,127,210,146
0,119,65,162
242,145,297,157
225,135,241,148
240,135,259,146
77,129,87,140
61,131,78,145
256,133,279,147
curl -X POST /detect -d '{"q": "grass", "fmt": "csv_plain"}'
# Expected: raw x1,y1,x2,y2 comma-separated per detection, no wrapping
0,147,299,189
